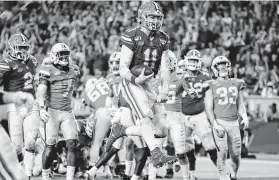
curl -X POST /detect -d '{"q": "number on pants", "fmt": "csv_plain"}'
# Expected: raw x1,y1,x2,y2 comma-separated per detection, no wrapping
87,82,109,103
166,84,176,104
216,86,238,105
144,48,157,69
24,72,33,89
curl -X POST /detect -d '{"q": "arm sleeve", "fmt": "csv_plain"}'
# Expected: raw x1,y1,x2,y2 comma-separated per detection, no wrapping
38,66,51,86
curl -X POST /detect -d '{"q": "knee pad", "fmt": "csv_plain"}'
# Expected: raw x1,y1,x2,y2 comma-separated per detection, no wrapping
25,138,36,152
66,139,77,153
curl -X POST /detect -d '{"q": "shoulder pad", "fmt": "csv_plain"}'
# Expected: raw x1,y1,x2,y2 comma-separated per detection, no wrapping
29,55,38,67
39,64,51,79
123,28,137,37
42,57,52,66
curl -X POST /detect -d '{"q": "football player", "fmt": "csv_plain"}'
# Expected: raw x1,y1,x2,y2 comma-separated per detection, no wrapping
104,1,176,168
182,49,218,180
0,91,34,180
163,51,193,180
0,34,41,177
204,56,248,180
36,43,80,180
86,52,149,180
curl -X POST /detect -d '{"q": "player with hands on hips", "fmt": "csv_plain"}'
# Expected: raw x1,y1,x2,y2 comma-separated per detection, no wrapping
204,56,248,180
36,43,80,180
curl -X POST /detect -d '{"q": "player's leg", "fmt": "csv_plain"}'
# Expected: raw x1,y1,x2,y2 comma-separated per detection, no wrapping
168,112,191,180
89,108,111,165
42,108,60,180
193,112,217,166
60,111,79,180
227,125,241,180
212,121,229,180
7,104,24,164
23,107,40,177
164,135,175,178
123,138,134,179
0,125,28,180
115,80,175,167
33,136,45,176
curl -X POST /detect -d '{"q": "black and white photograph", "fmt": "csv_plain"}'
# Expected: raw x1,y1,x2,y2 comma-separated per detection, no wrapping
0,1,279,180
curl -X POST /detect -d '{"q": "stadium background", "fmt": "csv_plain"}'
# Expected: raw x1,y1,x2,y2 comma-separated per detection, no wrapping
0,1,279,179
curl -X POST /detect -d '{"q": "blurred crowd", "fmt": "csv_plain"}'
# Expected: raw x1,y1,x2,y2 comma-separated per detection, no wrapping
1,1,279,96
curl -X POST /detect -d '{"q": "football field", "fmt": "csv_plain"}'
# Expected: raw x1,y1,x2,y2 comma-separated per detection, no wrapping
32,155,279,180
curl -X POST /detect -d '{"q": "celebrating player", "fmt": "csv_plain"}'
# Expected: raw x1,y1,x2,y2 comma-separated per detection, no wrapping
104,1,176,168
204,56,248,180
36,43,80,180
0,34,41,177
0,91,35,180
182,49,218,180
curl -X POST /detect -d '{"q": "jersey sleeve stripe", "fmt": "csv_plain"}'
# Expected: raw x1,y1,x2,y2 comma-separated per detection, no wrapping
121,36,132,42
0,65,10,70
121,39,134,45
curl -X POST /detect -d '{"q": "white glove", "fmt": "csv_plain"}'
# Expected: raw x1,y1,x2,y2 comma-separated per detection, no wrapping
85,119,94,138
241,118,249,130
107,106,117,117
40,108,50,123
213,121,225,138
156,93,168,103
135,68,154,85
187,88,199,99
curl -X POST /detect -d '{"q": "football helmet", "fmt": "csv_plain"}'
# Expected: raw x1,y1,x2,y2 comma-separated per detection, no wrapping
48,43,71,66
211,56,231,77
167,50,177,71
138,1,164,31
176,60,186,79
184,49,202,71
7,34,31,61
109,52,120,75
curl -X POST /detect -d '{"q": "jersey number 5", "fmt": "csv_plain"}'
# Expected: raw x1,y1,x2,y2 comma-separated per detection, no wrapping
216,86,238,105
144,49,157,69
88,82,109,103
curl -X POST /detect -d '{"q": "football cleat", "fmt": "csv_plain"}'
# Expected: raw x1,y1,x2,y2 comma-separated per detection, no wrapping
105,123,127,152
121,174,131,180
150,147,177,168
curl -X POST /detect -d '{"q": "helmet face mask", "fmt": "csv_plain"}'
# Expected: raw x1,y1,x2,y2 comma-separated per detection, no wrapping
49,43,71,67
187,58,201,71
7,34,31,61
109,52,121,75
212,56,231,78
138,1,164,32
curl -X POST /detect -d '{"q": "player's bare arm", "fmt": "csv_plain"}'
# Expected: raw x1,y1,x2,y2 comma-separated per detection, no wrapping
36,72,50,123
238,89,249,129
105,86,118,117
119,45,153,84
204,88,225,138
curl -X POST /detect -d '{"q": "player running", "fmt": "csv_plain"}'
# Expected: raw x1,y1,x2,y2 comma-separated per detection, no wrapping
85,52,149,180
0,34,41,177
204,56,249,180
36,43,80,180
182,49,218,180
0,91,35,180
104,1,176,168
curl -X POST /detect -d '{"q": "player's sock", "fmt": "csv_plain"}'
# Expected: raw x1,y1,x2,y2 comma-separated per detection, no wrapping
125,126,142,136
230,156,240,179
207,149,218,166
131,174,140,180
24,150,35,176
148,163,157,180
140,118,157,151
189,170,196,178
180,164,190,180
125,160,133,176
42,168,50,180
66,166,75,180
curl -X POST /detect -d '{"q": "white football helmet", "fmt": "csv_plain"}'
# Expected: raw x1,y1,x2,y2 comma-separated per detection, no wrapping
211,56,231,77
176,60,186,79
109,52,120,75
48,43,71,66
184,49,202,71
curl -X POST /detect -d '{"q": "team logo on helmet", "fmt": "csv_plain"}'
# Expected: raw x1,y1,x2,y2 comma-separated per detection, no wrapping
48,43,71,67
211,56,231,78
138,1,164,32
7,34,31,61
109,52,121,76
